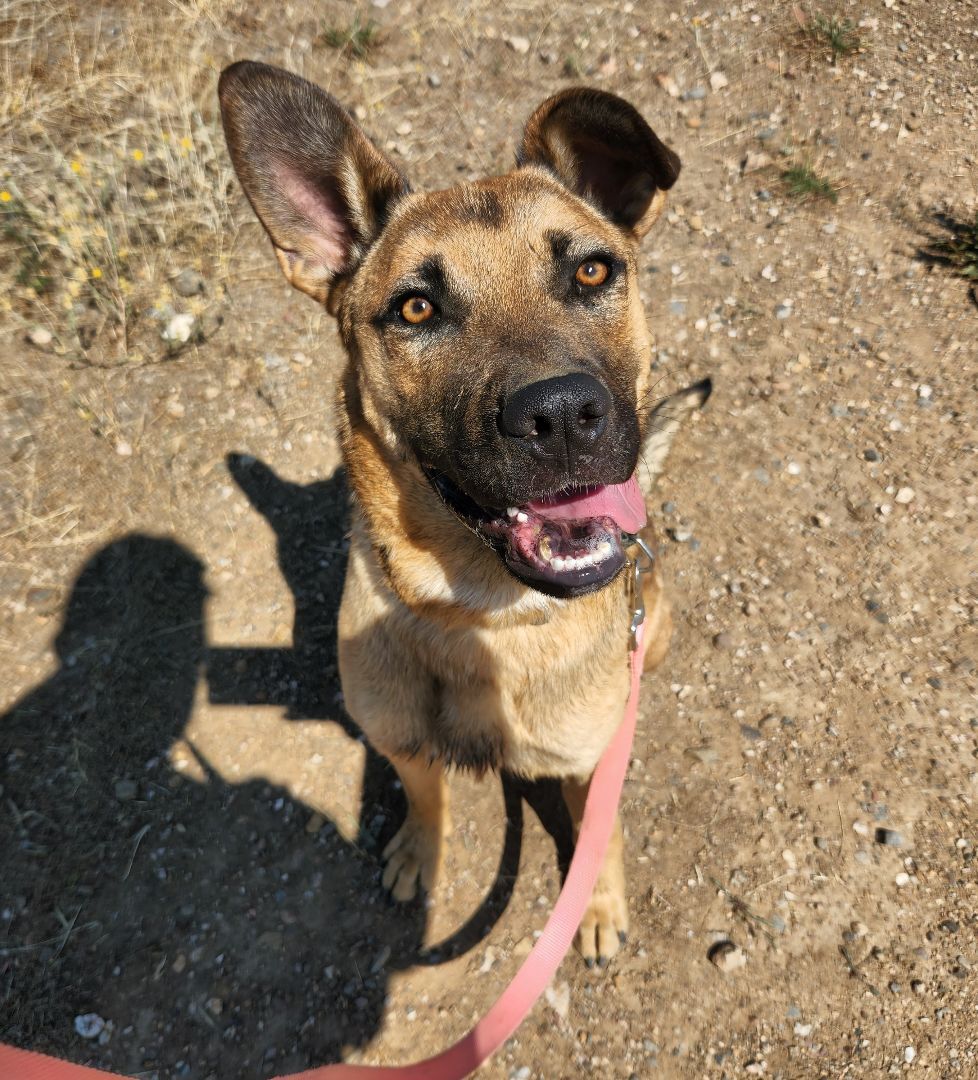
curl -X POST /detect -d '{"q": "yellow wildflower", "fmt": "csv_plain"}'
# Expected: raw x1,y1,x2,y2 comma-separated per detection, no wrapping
0,190,11,202
90,267,103,280
132,149,144,162
70,160,83,174
179,136,192,150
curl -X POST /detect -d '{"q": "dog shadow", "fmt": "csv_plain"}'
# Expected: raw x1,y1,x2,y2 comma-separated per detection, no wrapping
0,459,573,1078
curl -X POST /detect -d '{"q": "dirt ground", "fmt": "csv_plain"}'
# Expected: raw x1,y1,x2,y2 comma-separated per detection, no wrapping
2,1,977,1078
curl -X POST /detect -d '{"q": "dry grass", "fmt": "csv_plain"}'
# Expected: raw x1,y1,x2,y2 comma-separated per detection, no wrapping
0,0,241,366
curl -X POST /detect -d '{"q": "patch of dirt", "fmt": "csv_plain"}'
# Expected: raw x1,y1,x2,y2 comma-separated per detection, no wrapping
2,2,976,1078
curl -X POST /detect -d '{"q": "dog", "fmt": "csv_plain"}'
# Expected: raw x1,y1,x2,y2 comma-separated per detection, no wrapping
219,62,710,967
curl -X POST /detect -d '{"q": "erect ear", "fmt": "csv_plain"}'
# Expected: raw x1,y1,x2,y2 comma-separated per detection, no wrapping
218,61,408,303
517,87,680,240
640,378,712,487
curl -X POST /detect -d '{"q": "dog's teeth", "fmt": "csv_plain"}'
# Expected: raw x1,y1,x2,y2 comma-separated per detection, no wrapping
507,507,519,518
552,556,565,571
516,511,528,523
597,540,613,558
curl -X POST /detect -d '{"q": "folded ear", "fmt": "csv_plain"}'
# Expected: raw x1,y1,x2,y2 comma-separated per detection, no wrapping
518,87,680,239
640,378,712,487
218,61,408,303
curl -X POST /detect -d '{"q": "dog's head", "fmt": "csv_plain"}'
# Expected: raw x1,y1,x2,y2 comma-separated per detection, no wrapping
220,62,707,598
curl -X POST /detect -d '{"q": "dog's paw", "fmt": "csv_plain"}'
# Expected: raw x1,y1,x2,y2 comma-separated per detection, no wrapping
381,814,442,902
577,882,629,968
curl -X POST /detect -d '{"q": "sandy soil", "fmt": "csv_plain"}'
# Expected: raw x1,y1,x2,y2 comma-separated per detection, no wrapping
2,2,976,1077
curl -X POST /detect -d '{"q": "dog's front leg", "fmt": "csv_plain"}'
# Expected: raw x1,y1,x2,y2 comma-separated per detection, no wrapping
381,754,449,902
561,775,628,967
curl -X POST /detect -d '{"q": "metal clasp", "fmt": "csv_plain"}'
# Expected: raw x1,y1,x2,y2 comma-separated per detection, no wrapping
624,534,656,651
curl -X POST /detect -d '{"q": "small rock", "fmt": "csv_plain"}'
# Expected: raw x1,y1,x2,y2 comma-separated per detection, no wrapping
688,214,703,231
743,150,772,173
863,448,881,462
114,779,137,801
505,35,530,55
681,85,707,101
28,326,53,348
305,812,326,834
889,981,902,994
938,919,959,934
712,631,734,650
894,871,911,887
75,1014,106,1040
669,527,693,543
370,945,391,975
172,269,205,297
427,72,441,88
904,1046,916,1064
740,724,762,741
894,487,915,504
774,301,793,319
396,120,412,136
875,828,903,847
793,1022,813,1037
709,940,747,973
655,72,680,98
115,440,133,457
162,312,196,345
911,979,925,994
709,71,729,92
761,263,777,282
544,981,570,1021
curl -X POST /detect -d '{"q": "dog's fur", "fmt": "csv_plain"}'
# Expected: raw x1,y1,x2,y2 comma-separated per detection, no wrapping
219,62,709,966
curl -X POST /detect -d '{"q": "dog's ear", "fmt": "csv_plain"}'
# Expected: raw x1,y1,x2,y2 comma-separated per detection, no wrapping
518,88,680,239
219,61,407,303
640,379,712,486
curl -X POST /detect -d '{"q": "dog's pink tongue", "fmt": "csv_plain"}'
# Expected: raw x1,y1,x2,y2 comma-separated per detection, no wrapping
527,476,647,533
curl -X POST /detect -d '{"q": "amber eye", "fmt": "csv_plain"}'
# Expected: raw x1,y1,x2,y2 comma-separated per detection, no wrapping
575,259,610,287
401,296,434,324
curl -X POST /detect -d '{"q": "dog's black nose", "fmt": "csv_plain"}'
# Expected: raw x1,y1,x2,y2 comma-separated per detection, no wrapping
500,373,611,459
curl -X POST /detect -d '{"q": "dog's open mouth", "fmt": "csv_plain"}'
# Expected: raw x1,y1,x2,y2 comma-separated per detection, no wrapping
427,471,647,597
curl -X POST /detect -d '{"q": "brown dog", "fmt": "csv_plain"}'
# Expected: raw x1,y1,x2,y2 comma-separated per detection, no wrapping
219,62,710,967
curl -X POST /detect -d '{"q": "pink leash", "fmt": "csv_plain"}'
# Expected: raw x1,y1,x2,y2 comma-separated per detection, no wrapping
0,623,646,1080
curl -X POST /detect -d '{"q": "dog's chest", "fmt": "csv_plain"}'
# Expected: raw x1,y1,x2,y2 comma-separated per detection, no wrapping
417,617,631,779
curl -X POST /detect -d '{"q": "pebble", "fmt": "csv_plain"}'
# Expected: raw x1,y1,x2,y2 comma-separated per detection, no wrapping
509,1068,531,1080
761,264,777,282
114,779,137,801
688,214,703,231
709,71,729,92
875,828,903,847
894,487,915,504
544,981,570,1020
173,269,205,297
863,448,881,462
712,631,734,650
774,301,793,320
427,72,441,88
505,35,530,55
708,940,747,973
655,72,680,98
743,150,772,173
681,85,707,101
28,326,53,348
162,312,196,345
904,1046,916,1064
793,1021,813,1037
894,871,911,887
115,440,133,457
74,1014,106,1040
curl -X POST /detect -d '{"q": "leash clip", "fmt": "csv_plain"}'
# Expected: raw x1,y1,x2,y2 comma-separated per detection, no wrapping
623,533,656,651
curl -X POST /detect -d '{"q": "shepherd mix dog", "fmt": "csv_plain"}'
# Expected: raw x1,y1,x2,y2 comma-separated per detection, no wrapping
219,62,710,967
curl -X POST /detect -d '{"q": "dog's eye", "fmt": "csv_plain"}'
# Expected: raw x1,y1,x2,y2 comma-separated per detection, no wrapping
400,296,435,325
575,260,610,287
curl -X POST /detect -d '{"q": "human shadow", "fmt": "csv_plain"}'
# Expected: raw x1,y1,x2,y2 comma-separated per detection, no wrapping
0,534,418,1076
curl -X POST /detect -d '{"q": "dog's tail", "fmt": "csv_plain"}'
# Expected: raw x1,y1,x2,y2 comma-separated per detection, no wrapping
638,377,712,494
